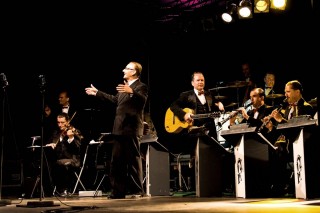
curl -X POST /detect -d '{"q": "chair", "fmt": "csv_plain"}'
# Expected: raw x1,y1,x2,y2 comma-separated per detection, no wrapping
70,144,89,195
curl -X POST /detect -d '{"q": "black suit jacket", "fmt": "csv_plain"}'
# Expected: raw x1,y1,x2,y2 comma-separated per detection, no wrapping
170,90,219,122
245,104,274,128
281,98,314,122
96,79,148,136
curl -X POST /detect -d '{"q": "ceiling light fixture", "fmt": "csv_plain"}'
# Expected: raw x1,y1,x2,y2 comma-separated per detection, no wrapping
270,0,287,10
221,3,237,23
238,0,253,18
254,0,270,13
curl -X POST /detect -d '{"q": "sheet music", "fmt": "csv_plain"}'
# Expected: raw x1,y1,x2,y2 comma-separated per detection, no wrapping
257,132,278,150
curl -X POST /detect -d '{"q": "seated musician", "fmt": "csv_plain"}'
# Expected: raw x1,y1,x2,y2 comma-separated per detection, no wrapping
46,112,83,196
230,87,273,128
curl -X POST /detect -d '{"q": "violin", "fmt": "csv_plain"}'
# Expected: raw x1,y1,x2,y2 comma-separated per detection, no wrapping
58,111,83,141
61,124,83,140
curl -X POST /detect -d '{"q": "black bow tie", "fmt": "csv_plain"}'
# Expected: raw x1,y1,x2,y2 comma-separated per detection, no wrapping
62,106,68,108
198,91,204,95
265,87,272,89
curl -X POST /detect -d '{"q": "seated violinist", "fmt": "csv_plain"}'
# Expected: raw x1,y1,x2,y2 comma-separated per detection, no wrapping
46,112,83,196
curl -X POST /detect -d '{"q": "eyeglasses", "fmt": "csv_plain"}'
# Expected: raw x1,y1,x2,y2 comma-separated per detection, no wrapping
124,67,135,71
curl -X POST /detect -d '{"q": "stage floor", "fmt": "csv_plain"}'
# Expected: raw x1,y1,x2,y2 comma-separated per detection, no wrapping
0,193,319,213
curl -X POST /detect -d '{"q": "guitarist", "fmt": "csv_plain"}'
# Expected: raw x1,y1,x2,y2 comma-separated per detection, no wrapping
169,71,226,192
169,71,224,138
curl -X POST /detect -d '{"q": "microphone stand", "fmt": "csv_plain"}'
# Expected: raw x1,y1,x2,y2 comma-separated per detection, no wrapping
0,73,11,205
20,75,58,208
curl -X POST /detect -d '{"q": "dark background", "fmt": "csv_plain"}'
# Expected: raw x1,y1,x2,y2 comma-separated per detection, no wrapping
1,1,319,190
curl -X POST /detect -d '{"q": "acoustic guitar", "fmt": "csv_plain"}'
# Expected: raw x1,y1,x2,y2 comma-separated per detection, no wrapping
164,108,220,133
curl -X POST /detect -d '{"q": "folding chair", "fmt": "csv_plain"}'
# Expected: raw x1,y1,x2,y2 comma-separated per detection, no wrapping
71,144,89,195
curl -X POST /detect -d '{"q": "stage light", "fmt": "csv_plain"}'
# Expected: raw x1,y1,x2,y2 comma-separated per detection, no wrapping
254,0,270,13
238,0,253,18
221,3,237,23
270,0,287,10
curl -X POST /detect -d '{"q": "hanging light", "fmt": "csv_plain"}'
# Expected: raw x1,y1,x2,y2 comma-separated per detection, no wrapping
254,0,270,13
270,0,287,10
238,0,253,18
221,3,237,23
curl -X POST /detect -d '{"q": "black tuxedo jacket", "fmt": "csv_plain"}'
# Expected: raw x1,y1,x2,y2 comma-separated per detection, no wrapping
170,90,219,122
96,79,148,136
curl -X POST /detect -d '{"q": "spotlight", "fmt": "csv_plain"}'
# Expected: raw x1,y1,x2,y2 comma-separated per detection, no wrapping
270,0,287,10
254,0,270,13
221,3,237,23
238,0,253,18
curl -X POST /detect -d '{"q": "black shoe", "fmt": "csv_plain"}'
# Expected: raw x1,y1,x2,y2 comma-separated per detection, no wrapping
108,194,125,199
126,191,147,199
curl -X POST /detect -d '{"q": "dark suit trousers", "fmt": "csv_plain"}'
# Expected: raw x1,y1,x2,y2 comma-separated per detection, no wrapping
109,135,144,196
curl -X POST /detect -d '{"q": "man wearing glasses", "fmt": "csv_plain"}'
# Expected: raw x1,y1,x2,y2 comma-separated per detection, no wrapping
85,61,148,199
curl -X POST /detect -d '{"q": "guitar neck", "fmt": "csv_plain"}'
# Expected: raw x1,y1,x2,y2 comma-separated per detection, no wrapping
191,112,219,119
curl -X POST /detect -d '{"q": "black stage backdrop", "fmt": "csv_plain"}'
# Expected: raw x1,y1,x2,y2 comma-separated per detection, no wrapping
1,2,319,192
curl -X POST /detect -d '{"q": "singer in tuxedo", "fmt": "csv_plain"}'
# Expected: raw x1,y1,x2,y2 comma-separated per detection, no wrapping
85,61,148,199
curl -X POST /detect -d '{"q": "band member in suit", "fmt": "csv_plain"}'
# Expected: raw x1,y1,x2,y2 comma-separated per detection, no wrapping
169,71,226,192
170,71,224,139
231,87,274,132
268,80,314,197
260,71,283,107
57,90,78,120
85,61,148,199
239,62,258,106
45,112,83,196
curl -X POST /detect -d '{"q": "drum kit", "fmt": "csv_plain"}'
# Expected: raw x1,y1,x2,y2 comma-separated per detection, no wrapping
210,81,286,109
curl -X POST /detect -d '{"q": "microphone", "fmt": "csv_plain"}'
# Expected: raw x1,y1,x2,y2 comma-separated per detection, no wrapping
1,73,9,88
39,75,46,92
39,75,46,87
216,81,224,85
31,136,41,140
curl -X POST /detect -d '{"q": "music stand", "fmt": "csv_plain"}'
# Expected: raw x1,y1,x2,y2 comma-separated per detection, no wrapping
91,133,112,196
17,75,58,208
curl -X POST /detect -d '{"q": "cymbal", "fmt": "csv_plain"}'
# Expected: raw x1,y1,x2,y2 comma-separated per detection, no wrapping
266,94,285,99
227,81,248,88
308,98,317,107
225,102,237,108
83,108,100,111
214,95,228,100
27,145,47,148
209,86,229,91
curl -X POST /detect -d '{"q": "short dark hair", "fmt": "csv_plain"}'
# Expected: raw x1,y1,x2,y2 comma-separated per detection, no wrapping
57,112,69,121
286,80,303,93
253,87,265,98
191,72,204,81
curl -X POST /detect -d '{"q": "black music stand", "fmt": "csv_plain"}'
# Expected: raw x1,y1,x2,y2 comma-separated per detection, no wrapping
277,116,319,199
17,75,59,208
221,123,275,198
